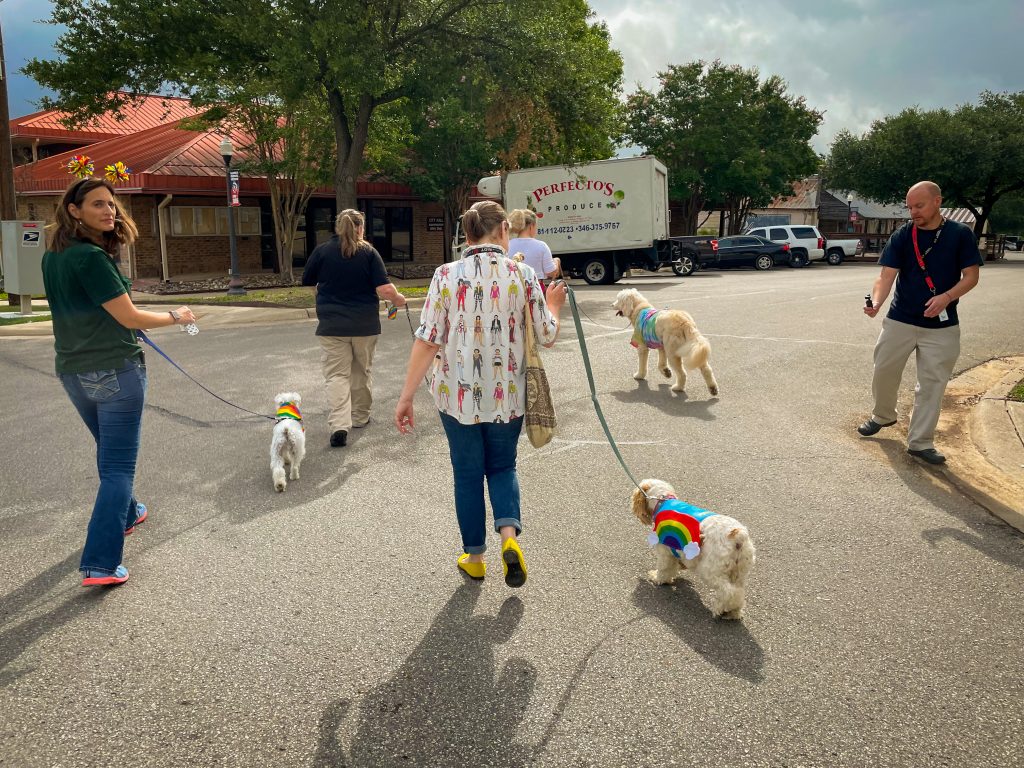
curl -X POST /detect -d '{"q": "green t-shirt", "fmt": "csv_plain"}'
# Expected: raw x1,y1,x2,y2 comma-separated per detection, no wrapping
41,240,141,374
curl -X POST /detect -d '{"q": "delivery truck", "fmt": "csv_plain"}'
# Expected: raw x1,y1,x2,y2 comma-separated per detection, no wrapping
467,156,696,284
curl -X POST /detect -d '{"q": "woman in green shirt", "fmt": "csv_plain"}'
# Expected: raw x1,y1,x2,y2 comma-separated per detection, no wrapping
42,178,196,587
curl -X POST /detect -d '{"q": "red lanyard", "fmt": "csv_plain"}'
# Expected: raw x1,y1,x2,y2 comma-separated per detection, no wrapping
911,219,944,296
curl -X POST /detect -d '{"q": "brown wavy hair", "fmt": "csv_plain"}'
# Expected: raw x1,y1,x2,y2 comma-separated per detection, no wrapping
47,177,138,256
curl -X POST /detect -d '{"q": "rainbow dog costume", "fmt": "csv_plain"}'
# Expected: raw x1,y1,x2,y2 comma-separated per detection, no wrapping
276,401,304,431
630,307,663,349
647,496,717,560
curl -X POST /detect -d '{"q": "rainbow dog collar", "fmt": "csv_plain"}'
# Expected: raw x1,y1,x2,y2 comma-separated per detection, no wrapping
276,402,304,431
647,496,716,560
630,307,663,349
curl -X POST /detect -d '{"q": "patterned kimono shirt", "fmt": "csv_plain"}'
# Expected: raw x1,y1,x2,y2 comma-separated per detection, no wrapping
416,244,557,425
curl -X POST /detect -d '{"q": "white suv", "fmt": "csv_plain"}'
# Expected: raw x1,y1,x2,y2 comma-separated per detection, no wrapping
743,224,825,267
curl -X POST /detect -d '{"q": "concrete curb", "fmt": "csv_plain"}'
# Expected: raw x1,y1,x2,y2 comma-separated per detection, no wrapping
937,357,1024,533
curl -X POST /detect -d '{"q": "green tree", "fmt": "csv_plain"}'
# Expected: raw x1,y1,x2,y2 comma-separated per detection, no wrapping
403,9,623,248
989,191,1024,235
191,90,336,281
26,0,616,214
825,91,1024,237
625,60,821,234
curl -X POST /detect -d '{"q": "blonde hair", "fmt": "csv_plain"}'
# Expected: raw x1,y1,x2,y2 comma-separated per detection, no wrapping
48,177,138,256
335,208,370,257
507,208,537,236
461,200,508,243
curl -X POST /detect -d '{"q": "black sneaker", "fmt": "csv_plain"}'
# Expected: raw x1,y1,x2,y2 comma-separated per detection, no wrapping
330,430,348,447
908,448,946,465
857,419,896,436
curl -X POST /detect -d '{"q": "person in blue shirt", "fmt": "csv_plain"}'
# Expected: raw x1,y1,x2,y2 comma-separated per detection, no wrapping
857,181,981,464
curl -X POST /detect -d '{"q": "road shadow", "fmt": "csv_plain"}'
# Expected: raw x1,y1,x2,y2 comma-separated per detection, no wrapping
0,553,109,687
630,580,765,684
312,584,536,767
869,436,1024,570
609,379,719,420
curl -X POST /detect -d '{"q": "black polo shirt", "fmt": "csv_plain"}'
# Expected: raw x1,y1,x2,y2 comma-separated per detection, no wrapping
301,238,389,336
880,220,981,328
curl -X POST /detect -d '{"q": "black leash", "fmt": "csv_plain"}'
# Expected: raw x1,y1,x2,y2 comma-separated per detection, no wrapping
136,330,276,421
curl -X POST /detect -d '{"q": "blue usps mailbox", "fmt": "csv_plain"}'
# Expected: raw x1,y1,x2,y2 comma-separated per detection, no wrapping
1,221,47,315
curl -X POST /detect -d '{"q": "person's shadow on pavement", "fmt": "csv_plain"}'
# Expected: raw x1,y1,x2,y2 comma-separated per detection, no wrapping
312,583,536,767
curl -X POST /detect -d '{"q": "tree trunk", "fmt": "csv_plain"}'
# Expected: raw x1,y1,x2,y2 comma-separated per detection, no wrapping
677,193,704,235
444,183,472,262
328,91,372,211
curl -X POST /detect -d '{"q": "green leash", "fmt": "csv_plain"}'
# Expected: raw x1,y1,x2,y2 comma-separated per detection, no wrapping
563,285,649,496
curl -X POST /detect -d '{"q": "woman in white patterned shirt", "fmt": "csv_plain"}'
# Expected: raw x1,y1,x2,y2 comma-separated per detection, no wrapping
395,201,567,587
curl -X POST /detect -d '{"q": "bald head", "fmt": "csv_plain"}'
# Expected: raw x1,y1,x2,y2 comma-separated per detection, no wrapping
906,180,943,229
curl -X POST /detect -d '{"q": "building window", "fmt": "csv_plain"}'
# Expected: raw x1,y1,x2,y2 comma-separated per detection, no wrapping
362,204,413,261
169,206,261,236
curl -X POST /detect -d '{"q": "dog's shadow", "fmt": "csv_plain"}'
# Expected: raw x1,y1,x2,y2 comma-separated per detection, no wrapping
630,580,765,684
610,380,718,420
210,434,363,525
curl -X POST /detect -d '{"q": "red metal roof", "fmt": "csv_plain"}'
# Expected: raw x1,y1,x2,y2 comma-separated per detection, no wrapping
10,94,201,142
14,121,415,199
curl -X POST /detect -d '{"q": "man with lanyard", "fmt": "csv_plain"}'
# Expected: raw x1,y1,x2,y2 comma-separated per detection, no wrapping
857,181,981,465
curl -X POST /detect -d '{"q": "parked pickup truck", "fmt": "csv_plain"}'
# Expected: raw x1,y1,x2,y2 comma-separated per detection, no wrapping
823,237,863,265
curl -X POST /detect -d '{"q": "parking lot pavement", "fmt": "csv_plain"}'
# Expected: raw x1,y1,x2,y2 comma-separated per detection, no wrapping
1,262,1022,766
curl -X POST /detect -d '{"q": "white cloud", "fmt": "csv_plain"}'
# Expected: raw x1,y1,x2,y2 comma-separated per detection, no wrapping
590,0,1024,153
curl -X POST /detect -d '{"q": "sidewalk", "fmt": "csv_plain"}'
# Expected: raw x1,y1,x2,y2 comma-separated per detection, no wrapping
938,357,1024,533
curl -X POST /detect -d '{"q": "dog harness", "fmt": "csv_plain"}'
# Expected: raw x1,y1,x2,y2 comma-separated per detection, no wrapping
630,307,663,349
276,402,304,431
647,495,716,560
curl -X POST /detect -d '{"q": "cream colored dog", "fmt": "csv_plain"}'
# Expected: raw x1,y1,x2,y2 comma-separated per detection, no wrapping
612,288,719,396
632,479,755,620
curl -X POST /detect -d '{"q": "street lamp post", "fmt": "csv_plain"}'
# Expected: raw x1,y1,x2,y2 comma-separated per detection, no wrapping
846,193,854,234
219,136,246,296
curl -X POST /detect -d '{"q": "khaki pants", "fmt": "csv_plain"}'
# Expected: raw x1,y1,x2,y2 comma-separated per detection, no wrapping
870,317,960,451
319,335,378,433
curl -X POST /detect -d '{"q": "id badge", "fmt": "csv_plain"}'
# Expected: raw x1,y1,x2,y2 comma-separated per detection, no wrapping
938,309,949,322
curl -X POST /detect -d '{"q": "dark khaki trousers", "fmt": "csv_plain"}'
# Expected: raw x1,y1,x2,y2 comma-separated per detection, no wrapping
870,317,960,451
319,335,378,433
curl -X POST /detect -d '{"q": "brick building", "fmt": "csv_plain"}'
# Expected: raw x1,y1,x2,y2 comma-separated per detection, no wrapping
10,95,448,280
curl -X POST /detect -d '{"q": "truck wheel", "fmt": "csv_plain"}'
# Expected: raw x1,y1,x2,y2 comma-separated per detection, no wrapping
754,254,773,271
672,254,696,276
582,257,613,285
788,249,808,268
827,248,844,266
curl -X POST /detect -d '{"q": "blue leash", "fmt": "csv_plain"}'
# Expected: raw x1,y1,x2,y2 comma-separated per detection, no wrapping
136,330,276,421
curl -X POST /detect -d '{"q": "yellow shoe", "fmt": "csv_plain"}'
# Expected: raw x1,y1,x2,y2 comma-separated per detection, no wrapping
458,554,486,580
501,538,527,588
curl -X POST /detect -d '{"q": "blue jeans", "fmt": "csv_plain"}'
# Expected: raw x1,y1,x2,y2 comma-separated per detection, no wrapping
439,412,523,555
60,360,147,574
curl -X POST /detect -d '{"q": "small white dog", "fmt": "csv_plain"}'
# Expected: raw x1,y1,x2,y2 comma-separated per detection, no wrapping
271,392,305,492
631,478,755,619
612,288,718,396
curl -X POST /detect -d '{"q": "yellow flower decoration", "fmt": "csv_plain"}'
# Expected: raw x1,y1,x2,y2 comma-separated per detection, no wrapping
104,161,131,184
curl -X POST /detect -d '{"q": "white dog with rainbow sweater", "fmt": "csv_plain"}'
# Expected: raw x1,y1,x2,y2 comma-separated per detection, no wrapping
631,478,755,619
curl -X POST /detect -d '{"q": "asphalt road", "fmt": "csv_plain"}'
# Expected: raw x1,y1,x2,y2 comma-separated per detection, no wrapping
1,259,1022,767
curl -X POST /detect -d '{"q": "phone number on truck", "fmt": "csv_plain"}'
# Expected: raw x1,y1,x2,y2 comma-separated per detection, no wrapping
538,222,621,236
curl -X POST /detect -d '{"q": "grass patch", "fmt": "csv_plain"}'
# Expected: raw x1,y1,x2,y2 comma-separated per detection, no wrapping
0,314,51,326
1008,377,1024,403
137,285,428,308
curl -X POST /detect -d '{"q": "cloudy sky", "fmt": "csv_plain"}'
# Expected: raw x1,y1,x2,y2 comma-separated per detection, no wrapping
3,0,1022,153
